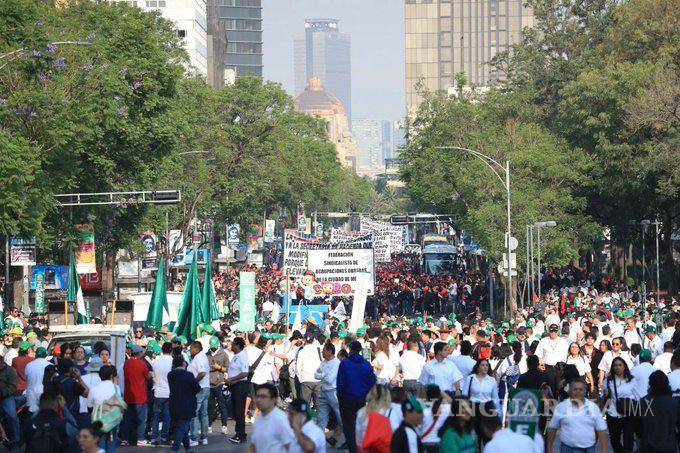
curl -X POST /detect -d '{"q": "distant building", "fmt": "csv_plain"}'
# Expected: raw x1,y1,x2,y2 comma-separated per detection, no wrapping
381,120,406,161
206,0,227,88
104,0,209,79
353,119,383,171
219,0,263,78
295,77,358,170
294,19,352,125
405,0,534,112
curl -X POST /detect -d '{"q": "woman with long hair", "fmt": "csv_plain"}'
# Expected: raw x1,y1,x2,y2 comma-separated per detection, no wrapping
603,356,636,453
639,370,679,453
462,359,499,447
496,342,523,401
565,342,595,395
438,398,477,453
372,336,396,386
355,384,392,451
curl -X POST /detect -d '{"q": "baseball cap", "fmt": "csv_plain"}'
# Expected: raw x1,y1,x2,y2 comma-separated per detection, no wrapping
401,395,423,414
644,325,655,334
516,327,526,335
35,347,47,358
18,341,32,352
209,336,220,350
639,349,653,362
131,345,145,355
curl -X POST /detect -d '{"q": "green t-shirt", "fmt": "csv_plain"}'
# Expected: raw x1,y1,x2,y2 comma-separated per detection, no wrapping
439,428,477,453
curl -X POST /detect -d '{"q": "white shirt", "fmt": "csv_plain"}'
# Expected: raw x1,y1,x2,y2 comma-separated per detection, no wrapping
405,425,419,453
80,373,102,413
623,328,643,347
642,335,663,359
87,380,118,407
4,348,17,366
227,349,249,382
604,377,636,417
250,349,275,385
630,362,656,399
295,344,322,383
484,428,540,453
668,369,680,396
420,401,450,444
653,352,672,374
187,351,211,388
462,375,500,412
598,350,633,376
314,358,340,391
535,337,569,366
399,350,426,380
386,403,403,431
251,407,295,452
449,354,476,378
419,358,463,392
660,327,675,343
548,399,606,448
372,351,395,380
152,354,173,398
25,357,50,412
289,420,326,453
566,355,590,377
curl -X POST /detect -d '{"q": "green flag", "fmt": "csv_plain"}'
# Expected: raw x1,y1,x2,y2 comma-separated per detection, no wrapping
174,256,203,340
146,254,168,330
67,254,88,324
201,255,220,322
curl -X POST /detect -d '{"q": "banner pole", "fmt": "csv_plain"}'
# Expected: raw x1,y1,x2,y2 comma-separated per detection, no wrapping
285,270,290,337
109,299,116,326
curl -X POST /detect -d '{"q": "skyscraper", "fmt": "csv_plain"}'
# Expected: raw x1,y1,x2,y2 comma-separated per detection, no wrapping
353,119,383,171
219,0,263,78
206,0,227,88
294,19,351,125
405,0,534,111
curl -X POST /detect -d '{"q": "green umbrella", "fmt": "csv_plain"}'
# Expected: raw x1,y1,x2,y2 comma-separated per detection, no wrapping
146,254,169,330
201,255,220,322
174,256,203,341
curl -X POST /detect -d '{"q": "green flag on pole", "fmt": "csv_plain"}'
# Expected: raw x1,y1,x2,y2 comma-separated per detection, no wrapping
174,256,203,340
146,254,168,330
201,255,220,322
67,254,88,324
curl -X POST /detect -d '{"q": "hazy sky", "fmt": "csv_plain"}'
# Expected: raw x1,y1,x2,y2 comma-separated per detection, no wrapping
262,0,405,121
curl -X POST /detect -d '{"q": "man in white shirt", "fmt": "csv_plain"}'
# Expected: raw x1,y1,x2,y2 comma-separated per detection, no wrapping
660,318,675,344
249,338,275,421
546,380,607,453
226,337,250,444
187,341,210,446
419,342,462,393
598,337,634,387
399,340,426,395
287,398,327,453
296,332,322,410
151,342,173,444
630,349,656,400
250,383,295,452
623,318,643,347
314,342,342,436
448,340,476,378
653,342,675,374
642,326,663,359
24,347,50,413
534,324,569,367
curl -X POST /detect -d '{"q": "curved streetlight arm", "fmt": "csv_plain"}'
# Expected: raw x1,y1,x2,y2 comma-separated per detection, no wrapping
436,146,506,189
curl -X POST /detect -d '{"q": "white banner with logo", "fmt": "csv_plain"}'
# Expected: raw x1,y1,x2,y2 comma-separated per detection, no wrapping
359,217,406,262
283,230,375,296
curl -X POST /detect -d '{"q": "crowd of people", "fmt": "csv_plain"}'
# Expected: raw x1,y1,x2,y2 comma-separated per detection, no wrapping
0,252,679,453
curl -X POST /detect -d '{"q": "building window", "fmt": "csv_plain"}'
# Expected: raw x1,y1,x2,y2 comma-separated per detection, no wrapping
227,42,262,54
178,30,187,38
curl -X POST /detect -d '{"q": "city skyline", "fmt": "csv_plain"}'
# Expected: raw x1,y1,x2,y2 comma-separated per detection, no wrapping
263,0,405,121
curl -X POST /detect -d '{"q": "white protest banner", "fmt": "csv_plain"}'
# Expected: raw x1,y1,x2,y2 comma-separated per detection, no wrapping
264,219,276,243
348,272,369,332
359,217,405,262
283,230,375,296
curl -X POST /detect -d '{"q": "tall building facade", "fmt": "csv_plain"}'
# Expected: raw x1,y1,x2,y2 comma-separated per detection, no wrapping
405,0,533,111
206,0,227,88
219,0,263,77
353,119,384,172
109,1,209,79
295,77,358,170
294,19,351,125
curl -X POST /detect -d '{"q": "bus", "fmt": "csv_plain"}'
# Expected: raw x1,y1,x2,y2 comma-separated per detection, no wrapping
421,233,449,248
422,243,458,275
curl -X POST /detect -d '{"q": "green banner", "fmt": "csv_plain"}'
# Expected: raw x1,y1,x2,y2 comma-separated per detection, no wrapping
239,272,256,332
507,388,542,438
34,273,45,314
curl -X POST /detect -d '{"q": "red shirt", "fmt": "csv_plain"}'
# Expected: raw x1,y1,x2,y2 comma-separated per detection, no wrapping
12,355,34,393
123,358,150,404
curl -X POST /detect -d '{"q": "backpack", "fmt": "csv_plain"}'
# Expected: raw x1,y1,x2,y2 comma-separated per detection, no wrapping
28,421,63,453
473,342,491,361
362,412,392,453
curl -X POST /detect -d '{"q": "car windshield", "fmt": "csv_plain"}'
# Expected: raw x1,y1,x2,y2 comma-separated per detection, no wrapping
423,253,457,275
48,336,111,358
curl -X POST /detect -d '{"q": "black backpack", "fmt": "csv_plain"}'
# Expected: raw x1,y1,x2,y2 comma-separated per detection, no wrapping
28,421,63,453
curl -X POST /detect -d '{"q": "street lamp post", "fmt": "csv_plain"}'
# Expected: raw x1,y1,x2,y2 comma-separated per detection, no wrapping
652,220,661,300
534,221,557,297
436,146,514,315
640,220,651,321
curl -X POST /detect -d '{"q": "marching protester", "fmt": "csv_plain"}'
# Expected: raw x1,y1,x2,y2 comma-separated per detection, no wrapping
602,357,636,453
168,354,201,453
